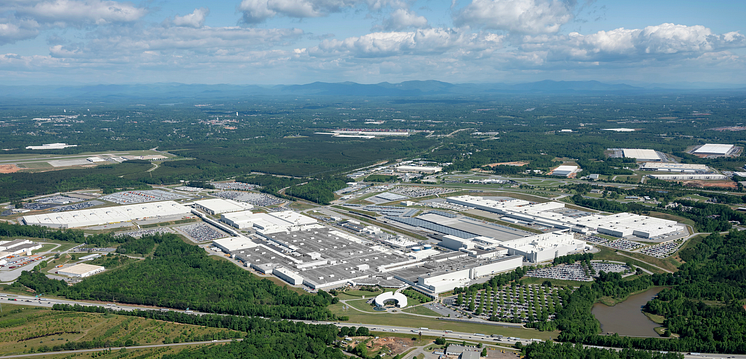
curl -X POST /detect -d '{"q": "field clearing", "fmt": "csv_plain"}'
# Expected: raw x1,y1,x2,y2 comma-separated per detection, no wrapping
0,304,242,356
330,305,558,340
402,305,441,316
593,247,668,274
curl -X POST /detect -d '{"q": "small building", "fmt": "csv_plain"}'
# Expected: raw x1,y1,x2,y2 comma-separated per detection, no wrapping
395,165,442,174
373,291,408,308
552,165,579,177
58,263,105,278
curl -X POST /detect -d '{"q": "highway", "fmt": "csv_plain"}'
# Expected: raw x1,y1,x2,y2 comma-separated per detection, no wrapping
0,294,744,359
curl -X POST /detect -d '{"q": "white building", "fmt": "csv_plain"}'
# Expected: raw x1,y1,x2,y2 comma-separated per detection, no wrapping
273,266,304,285
501,232,586,263
58,263,105,278
25,143,78,150
640,162,710,173
212,236,257,253
622,149,663,161
221,210,317,233
649,174,728,181
373,291,408,307
193,198,253,215
693,144,735,157
552,165,579,177
21,201,191,229
396,165,442,174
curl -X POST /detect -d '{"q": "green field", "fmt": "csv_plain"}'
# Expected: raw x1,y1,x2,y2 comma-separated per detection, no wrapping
402,305,441,317
0,304,242,356
331,305,558,340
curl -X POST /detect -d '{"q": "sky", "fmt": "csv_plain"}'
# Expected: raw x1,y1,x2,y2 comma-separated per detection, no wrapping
1,0,745,86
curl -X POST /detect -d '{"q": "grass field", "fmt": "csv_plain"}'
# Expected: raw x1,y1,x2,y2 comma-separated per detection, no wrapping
0,304,242,356
402,306,441,317
593,247,667,274
330,305,558,340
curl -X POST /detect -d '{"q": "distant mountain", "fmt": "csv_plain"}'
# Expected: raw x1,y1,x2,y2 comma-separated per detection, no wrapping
0,80,742,101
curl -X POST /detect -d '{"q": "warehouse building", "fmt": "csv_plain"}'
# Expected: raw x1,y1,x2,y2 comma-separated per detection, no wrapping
640,162,710,173
395,165,442,174
551,165,579,177
212,236,257,253
447,195,686,240
649,174,728,181
501,232,586,263
221,210,318,233
0,239,42,258
693,144,736,157
21,201,191,228
192,198,253,215
57,263,105,278
622,149,663,161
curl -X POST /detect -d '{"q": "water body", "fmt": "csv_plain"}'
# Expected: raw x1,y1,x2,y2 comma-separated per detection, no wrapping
592,287,664,337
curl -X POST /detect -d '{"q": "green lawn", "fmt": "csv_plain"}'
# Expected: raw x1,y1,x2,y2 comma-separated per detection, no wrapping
402,306,441,317
331,306,558,340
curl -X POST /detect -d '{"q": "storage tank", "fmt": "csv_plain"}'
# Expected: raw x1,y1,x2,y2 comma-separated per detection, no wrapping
412,247,422,252
423,244,432,250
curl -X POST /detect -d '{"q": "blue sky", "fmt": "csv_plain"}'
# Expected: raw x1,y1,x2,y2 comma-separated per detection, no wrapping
1,0,745,85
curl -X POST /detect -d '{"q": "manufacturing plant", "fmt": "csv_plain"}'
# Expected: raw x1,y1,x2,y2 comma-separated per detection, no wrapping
639,162,711,173
20,201,193,228
208,205,589,295
446,196,686,240
192,198,254,215
551,165,579,177
0,239,42,263
57,263,105,278
648,174,728,181
691,143,737,157
620,149,664,161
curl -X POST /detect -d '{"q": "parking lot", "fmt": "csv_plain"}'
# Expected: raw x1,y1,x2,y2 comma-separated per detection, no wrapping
116,227,174,238
391,186,457,198
101,190,188,204
175,223,229,242
444,284,567,323
640,240,684,258
526,262,632,282
213,182,257,191
214,191,286,207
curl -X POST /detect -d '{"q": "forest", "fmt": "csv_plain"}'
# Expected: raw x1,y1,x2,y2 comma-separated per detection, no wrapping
16,234,337,321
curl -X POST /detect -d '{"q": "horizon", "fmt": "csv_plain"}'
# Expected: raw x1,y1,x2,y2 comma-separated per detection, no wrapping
1,0,746,86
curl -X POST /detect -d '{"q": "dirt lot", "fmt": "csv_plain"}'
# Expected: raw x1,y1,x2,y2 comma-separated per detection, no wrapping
365,336,413,356
0,164,21,173
682,180,737,189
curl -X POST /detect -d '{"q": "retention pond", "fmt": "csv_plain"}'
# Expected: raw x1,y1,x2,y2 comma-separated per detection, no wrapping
591,287,664,337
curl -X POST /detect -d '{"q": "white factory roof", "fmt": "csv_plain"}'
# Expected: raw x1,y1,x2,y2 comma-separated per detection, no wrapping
22,201,191,228
193,198,253,214
693,144,735,155
622,149,662,161
58,263,104,276
552,165,578,176
396,165,442,173
213,236,258,252
640,162,709,171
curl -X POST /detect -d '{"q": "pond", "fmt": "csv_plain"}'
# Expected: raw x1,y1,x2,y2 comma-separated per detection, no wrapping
591,287,664,337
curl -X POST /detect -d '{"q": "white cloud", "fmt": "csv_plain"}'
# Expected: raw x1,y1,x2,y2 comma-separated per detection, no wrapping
0,19,40,45
308,28,502,58
524,23,746,62
453,0,573,34
172,8,209,28
383,9,428,31
11,0,147,26
237,0,403,24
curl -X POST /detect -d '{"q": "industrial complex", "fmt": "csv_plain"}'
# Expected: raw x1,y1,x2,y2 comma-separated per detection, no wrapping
13,185,689,297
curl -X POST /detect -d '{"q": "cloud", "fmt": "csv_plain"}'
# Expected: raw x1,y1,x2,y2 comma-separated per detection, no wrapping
0,19,40,45
237,0,403,24
383,9,428,31
307,28,502,58
48,25,305,60
523,23,746,62
172,8,209,28
453,0,573,34
11,0,147,26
